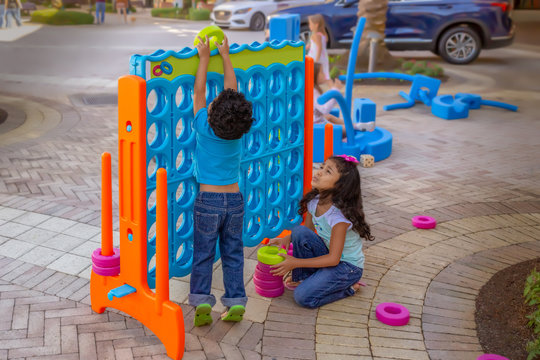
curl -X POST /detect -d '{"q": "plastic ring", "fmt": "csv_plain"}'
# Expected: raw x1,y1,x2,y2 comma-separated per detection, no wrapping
257,246,287,265
254,266,282,281
477,355,510,360
160,61,173,75
253,274,283,288
411,215,437,229
254,284,284,298
194,25,225,51
152,65,163,77
92,248,120,268
92,263,120,277
375,302,410,326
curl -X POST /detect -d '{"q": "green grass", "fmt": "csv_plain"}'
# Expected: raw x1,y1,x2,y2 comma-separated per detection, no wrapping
31,9,94,25
524,268,540,360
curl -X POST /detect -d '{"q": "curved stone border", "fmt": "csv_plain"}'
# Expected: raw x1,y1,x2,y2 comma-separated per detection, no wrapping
423,241,540,360
314,213,540,360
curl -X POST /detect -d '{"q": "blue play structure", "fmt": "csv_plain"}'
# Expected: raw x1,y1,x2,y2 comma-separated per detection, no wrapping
269,14,300,42
312,17,393,163
130,41,305,287
340,72,441,111
431,92,518,120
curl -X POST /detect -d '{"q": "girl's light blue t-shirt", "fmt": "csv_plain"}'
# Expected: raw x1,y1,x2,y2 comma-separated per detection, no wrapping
308,198,365,269
193,108,242,185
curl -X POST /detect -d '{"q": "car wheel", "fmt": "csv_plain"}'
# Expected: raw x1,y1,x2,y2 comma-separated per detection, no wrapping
438,25,481,65
299,25,311,44
249,12,265,31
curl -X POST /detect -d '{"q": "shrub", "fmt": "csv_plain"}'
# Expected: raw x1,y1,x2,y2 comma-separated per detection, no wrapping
329,66,341,80
189,7,209,20
524,268,540,360
31,9,94,25
91,3,136,13
151,7,185,19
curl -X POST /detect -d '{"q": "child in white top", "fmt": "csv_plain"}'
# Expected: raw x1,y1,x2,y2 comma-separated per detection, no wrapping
307,14,330,80
268,155,374,308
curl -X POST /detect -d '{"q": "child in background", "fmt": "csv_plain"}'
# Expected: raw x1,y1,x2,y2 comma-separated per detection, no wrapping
190,35,255,326
268,155,374,308
307,14,330,80
313,63,375,135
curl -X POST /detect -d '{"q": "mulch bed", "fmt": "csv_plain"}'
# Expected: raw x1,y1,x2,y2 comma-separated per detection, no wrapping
0,108,7,126
476,258,540,360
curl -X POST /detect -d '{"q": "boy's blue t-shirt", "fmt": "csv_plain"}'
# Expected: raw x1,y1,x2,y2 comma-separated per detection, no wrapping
193,108,242,185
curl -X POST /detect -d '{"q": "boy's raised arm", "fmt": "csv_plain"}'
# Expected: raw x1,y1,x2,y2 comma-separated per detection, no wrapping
194,35,210,117
216,36,237,91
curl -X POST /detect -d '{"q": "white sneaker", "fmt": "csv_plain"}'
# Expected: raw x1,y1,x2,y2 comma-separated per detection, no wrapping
353,122,375,132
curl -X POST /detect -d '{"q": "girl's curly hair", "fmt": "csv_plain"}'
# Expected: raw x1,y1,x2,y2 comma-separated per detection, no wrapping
298,156,374,241
208,88,254,140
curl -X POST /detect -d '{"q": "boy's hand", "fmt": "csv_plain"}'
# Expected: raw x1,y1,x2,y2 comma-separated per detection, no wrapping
215,36,230,58
196,35,211,61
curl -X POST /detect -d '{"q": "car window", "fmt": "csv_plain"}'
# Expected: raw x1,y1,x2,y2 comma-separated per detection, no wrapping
336,0,358,6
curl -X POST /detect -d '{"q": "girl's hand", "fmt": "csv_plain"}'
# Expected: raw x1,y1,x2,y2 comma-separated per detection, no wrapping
270,254,296,277
215,36,230,58
333,78,344,90
267,236,291,251
196,35,211,61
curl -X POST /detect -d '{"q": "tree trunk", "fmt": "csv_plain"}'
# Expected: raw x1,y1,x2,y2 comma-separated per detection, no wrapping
338,0,397,71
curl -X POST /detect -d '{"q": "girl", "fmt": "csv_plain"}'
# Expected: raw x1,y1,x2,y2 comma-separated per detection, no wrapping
314,64,374,135
268,155,374,308
307,14,330,80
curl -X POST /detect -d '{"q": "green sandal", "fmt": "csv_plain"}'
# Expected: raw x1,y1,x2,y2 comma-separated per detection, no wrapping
221,305,245,322
194,304,213,327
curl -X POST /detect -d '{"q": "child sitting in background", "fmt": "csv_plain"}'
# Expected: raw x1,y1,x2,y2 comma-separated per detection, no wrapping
190,34,255,327
313,63,375,135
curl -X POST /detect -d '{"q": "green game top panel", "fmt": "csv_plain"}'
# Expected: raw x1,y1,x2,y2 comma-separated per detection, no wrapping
129,40,305,81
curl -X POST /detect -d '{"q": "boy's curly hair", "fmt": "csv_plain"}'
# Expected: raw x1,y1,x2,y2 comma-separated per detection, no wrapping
208,88,255,140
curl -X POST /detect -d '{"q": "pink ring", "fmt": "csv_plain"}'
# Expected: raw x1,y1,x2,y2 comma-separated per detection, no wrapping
255,284,284,298
152,65,163,77
375,302,410,326
254,267,283,281
411,215,437,229
477,355,510,360
92,247,120,268
253,274,283,288
256,262,273,272
92,264,120,277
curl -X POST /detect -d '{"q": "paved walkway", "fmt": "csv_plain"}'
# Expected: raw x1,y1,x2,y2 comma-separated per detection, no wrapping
1,26,539,360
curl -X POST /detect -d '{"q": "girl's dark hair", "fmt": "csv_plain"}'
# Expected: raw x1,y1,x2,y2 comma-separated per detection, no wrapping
313,62,324,95
298,156,374,241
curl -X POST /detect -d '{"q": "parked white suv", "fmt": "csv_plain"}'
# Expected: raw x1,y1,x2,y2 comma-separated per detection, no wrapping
211,0,324,31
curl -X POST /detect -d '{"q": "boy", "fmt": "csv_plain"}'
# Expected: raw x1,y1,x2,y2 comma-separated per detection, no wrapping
189,35,255,327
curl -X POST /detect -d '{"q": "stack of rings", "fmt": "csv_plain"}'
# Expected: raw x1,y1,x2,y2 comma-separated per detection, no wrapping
92,247,120,276
253,246,287,297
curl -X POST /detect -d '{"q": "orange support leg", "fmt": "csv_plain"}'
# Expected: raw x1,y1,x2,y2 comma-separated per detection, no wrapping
324,123,333,161
303,56,314,195
101,152,113,257
90,75,185,360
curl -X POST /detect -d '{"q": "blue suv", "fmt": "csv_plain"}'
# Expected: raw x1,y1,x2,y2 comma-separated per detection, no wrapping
271,0,515,64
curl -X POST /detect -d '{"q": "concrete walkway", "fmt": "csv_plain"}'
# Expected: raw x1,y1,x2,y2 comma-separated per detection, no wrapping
0,18,539,360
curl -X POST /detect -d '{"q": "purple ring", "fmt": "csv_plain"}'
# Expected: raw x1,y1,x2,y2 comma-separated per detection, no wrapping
92,247,120,268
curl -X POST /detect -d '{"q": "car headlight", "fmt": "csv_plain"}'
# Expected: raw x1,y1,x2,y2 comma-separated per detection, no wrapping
234,7,252,14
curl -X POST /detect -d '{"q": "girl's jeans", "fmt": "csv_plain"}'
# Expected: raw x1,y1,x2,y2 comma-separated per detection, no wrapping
189,192,247,308
291,226,363,308
4,8,21,27
95,2,106,24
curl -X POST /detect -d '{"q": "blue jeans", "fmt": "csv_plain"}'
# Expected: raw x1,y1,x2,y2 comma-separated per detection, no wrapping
189,192,247,308
95,2,106,24
4,8,21,27
291,226,363,308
